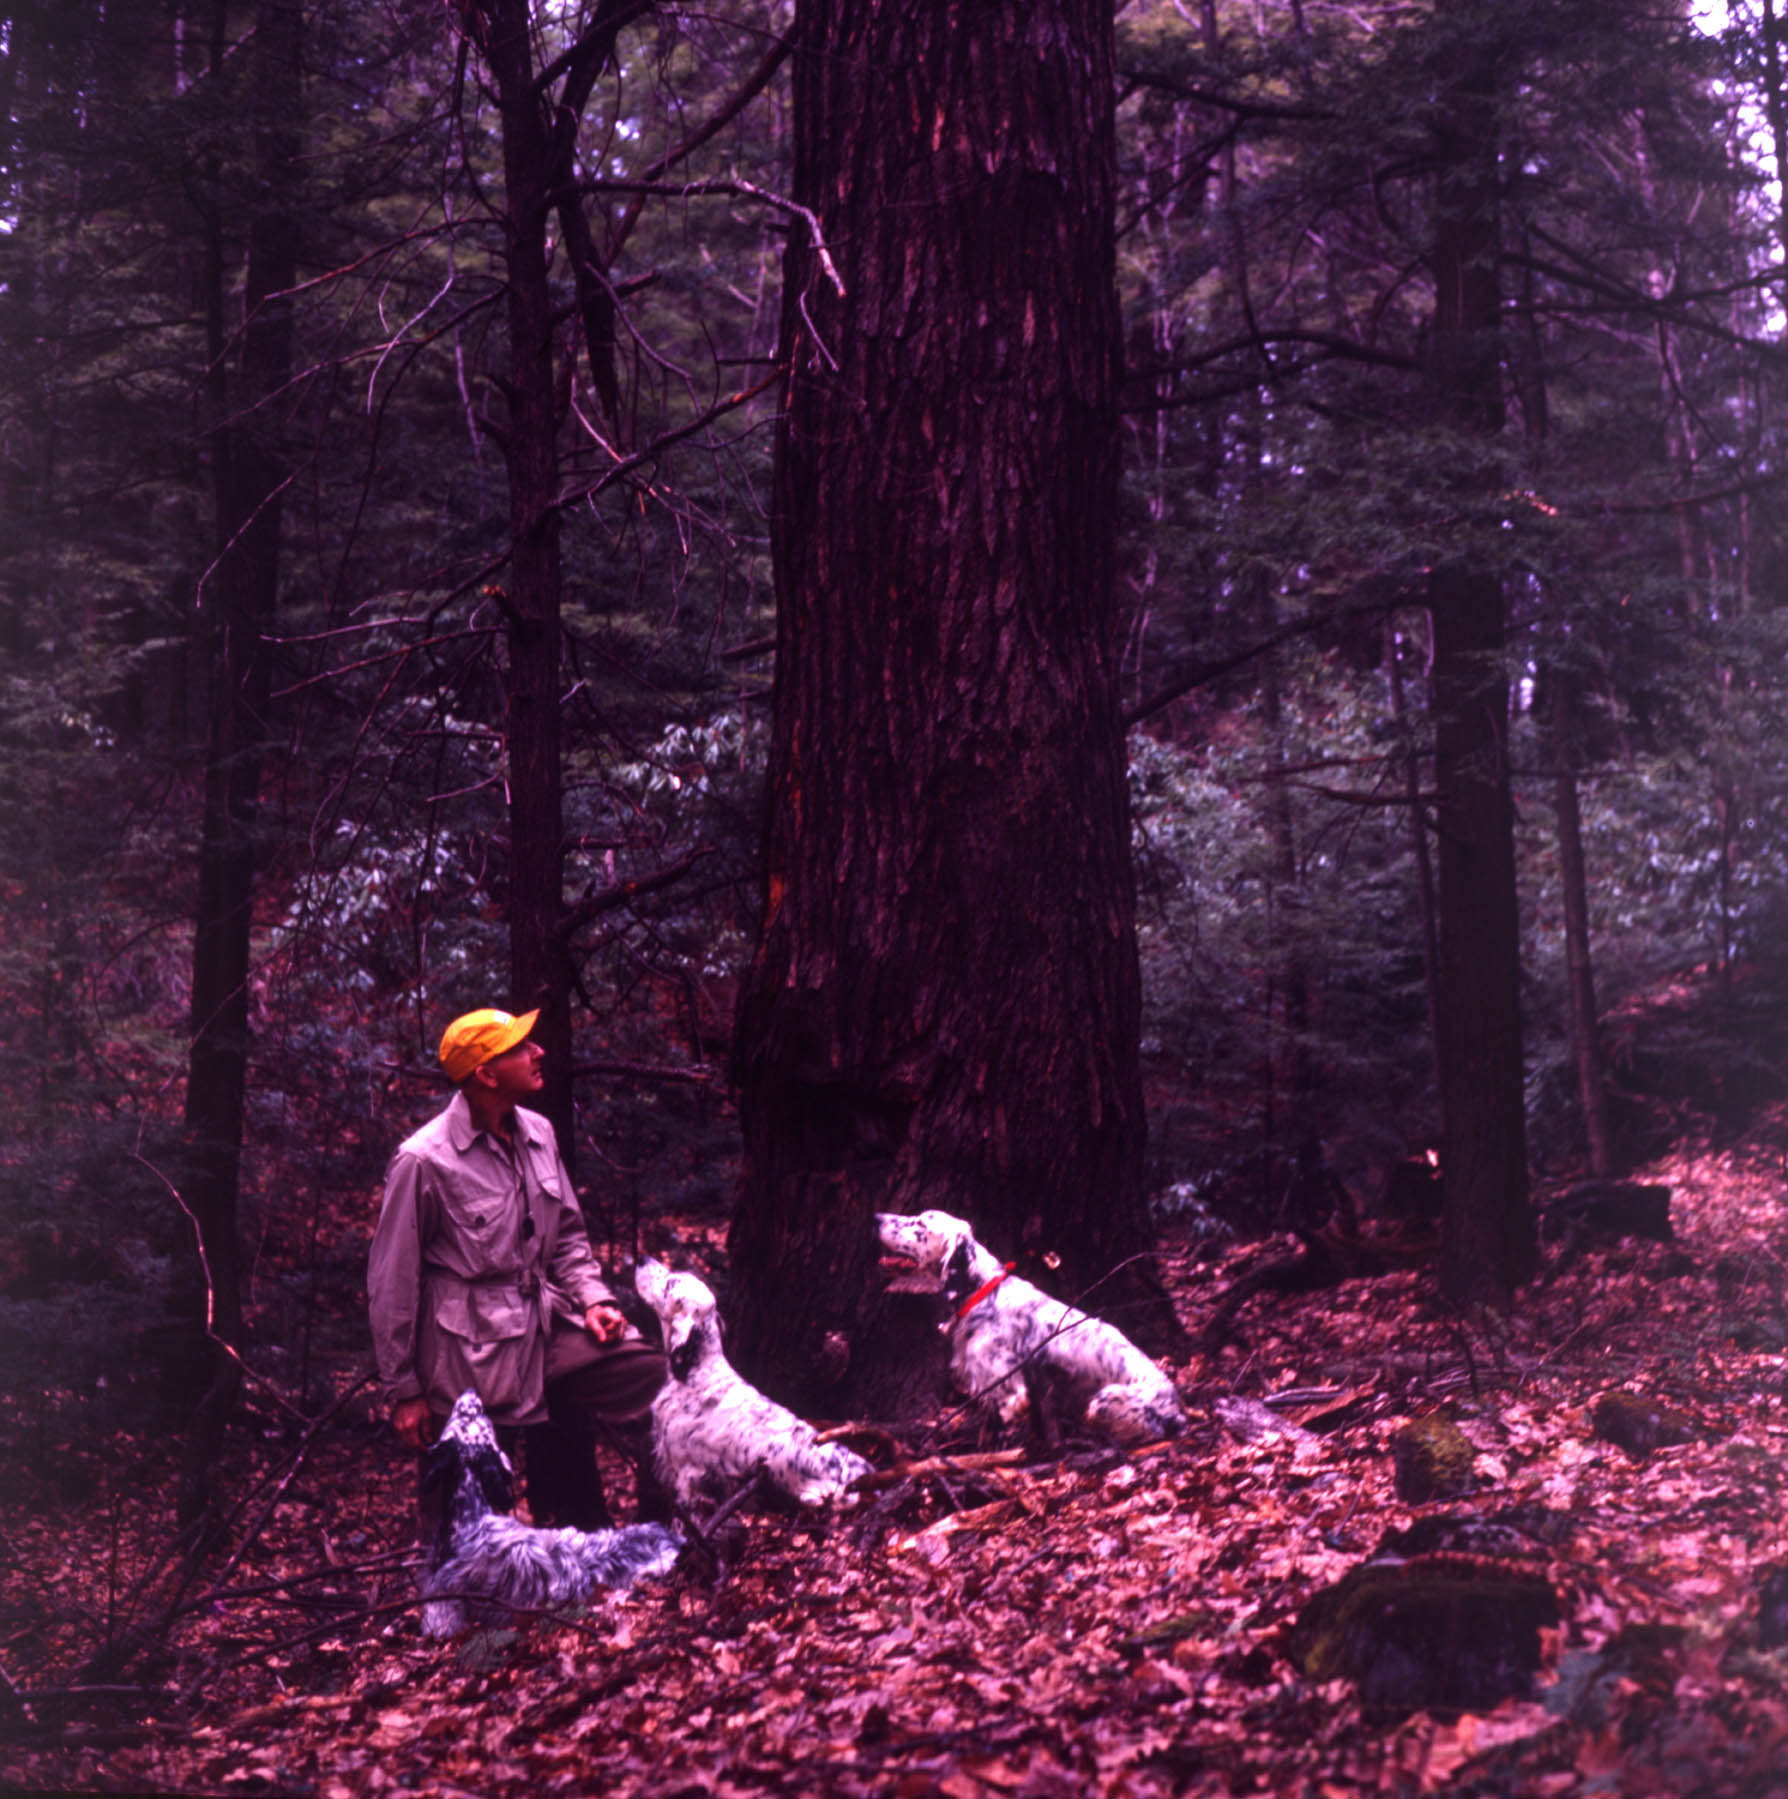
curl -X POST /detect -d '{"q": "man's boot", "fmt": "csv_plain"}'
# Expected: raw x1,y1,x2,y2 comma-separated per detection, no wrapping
616,1419,674,1524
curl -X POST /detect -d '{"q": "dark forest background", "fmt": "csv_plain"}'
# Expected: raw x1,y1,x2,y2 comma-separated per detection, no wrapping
3,0,1787,1505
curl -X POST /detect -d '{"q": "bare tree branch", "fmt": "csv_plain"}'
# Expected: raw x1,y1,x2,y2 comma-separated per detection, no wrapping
1118,68,1333,123
557,845,718,940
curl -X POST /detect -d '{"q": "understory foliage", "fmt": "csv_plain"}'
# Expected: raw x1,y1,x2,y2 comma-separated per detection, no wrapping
0,0,1782,1361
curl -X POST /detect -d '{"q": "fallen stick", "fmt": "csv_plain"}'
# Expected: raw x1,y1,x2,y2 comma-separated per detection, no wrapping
853,1449,1026,1493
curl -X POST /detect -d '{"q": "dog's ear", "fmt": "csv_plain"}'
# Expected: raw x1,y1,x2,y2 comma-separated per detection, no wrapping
420,1440,454,1494
476,1446,515,1515
665,1312,703,1382
941,1238,975,1309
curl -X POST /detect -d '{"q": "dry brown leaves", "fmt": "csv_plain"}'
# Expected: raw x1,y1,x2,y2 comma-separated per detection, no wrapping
4,1112,1788,1795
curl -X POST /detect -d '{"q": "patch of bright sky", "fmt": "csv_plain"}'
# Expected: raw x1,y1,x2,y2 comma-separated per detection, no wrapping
1704,3,1786,337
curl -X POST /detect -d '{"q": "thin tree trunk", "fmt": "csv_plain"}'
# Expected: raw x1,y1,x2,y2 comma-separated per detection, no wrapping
1510,198,1612,1180
1759,0,1788,267
180,0,301,1529
731,0,1180,1411
1244,417,1316,1204
1387,616,1444,1136
461,0,652,1164
464,0,576,1158
1551,675,1612,1177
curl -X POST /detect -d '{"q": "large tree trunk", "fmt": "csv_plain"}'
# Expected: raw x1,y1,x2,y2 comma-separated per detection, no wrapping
1430,565,1533,1301
179,0,301,1529
731,0,1180,1412
1425,70,1537,1306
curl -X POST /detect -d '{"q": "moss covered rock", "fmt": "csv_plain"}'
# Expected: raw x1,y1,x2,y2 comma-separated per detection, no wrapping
1391,1412,1477,1503
1590,1390,1700,1459
1286,1561,1559,1716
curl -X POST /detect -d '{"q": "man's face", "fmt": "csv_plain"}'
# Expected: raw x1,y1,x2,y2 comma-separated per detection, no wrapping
478,1036,544,1101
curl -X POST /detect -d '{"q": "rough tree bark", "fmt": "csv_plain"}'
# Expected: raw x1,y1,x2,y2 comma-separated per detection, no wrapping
1425,66,1538,1306
179,0,301,1528
730,0,1181,1411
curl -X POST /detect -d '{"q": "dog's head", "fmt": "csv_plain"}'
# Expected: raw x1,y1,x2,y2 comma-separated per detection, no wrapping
439,1388,503,1459
634,1259,720,1382
875,1209,974,1276
877,1210,1003,1317
422,1389,515,1519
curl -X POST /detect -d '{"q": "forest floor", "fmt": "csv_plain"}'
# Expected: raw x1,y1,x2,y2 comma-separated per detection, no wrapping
4,1087,1788,1793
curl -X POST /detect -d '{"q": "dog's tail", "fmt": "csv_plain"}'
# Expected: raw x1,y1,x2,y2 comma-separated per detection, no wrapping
593,1520,684,1584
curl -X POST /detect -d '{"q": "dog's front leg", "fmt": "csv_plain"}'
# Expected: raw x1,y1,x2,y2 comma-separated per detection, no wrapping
1023,1363,1065,1453
956,1333,1030,1444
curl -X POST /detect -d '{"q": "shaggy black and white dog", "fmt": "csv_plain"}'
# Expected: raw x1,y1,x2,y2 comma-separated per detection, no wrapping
419,1390,682,1639
633,1260,872,1510
876,1209,1188,1446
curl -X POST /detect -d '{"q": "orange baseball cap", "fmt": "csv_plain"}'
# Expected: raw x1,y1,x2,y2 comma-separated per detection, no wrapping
439,1008,540,1083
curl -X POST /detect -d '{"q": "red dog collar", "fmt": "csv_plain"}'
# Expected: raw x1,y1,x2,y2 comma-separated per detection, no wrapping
955,1262,1016,1320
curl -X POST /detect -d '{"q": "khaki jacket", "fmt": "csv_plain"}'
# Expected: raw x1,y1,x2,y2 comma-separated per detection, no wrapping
367,1093,617,1426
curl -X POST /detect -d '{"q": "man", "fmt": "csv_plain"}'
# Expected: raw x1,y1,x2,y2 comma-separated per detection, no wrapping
368,1007,667,1528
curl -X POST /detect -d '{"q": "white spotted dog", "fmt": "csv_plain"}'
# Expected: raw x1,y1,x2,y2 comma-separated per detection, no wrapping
419,1390,682,1639
876,1209,1188,1446
633,1260,872,1511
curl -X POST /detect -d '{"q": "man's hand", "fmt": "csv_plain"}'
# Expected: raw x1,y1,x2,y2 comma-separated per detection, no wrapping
392,1396,435,1450
584,1302,627,1343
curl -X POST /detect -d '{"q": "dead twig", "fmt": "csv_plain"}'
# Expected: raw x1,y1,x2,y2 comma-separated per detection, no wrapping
0,1654,37,1725
668,1471,767,1586
181,1597,423,1708
695,1471,767,1543
201,1547,421,1607
81,1375,375,1684
852,1449,1026,1493
813,1420,904,1464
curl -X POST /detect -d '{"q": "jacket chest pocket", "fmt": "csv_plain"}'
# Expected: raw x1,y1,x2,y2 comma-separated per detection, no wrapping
522,1156,565,1241
440,1182,514,1251
529,1157,565,1205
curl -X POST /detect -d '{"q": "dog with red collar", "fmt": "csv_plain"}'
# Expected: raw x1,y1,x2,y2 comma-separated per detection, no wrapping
877,1209,1187,1446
